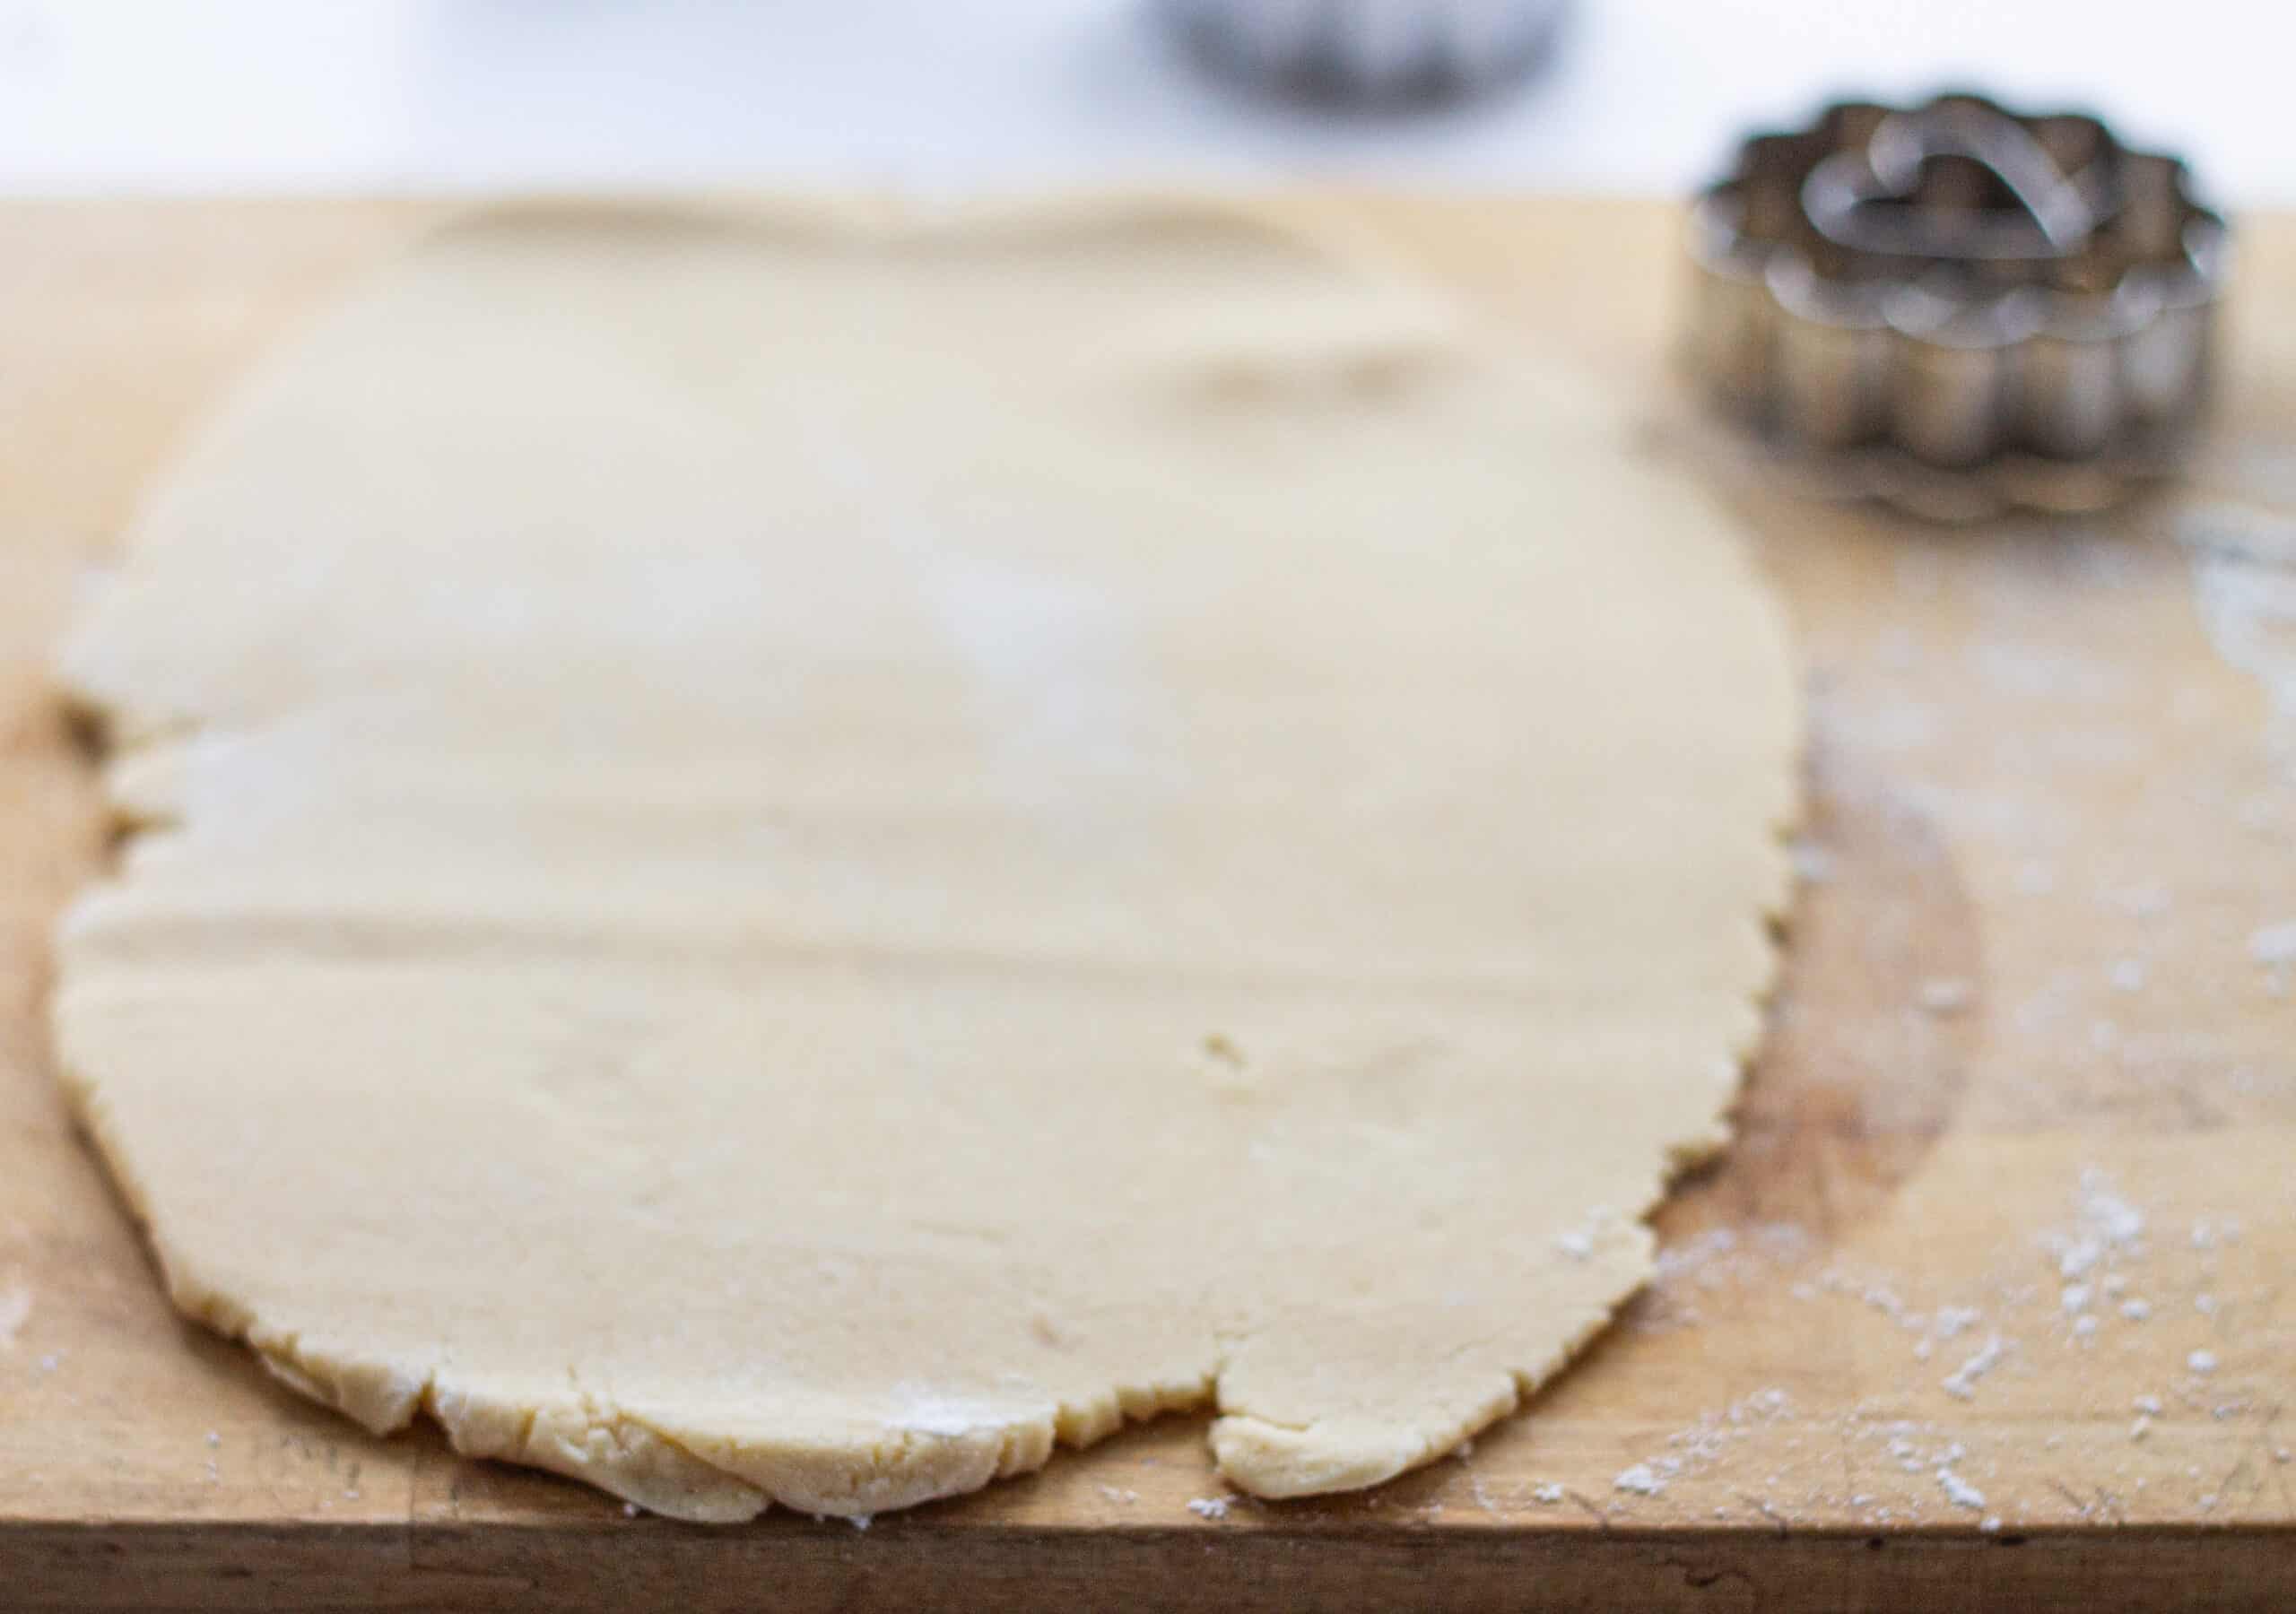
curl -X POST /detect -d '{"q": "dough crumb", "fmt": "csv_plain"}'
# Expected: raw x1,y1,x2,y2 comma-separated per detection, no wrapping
1187,1497,1231,1520
1552,1204,1614,1262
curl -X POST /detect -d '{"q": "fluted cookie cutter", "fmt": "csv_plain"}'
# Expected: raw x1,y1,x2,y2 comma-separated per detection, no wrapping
1684,93,2230,519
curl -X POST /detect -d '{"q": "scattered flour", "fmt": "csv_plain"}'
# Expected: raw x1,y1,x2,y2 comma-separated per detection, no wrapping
2192,1218,2242,1250
1918,977,1974,1015
1613,1463,1666,1497
1789,841,1835,883
1187,1497,1231,1520
1532,1482,1565,1505
2078,1173,2146,1244
2187,1349,2219,1375
2176,507,2296,777
2251,921,2296,969
0,1281,30,1349
1651,1222,1811,1287
1943,1335,2008,1401
2043,1168,2146,1280
1463,1469,1500,1514
2108,882,2173,918
1935,1305,1982,1337
1936,1467,1987,1510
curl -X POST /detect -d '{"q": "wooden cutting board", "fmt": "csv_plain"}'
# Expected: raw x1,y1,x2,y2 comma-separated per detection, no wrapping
4,197,2293,1611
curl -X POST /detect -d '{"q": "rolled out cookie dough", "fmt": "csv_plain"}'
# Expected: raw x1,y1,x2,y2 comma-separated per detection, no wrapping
53,199,1799,1521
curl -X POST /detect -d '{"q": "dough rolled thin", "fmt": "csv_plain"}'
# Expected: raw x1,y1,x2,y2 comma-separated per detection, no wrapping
53,199,1798,1522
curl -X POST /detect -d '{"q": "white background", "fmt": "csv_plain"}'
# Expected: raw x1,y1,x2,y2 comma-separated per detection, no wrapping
0,1,2288,204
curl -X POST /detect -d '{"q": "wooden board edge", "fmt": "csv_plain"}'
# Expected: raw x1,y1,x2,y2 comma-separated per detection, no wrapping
11,1518,2296,1612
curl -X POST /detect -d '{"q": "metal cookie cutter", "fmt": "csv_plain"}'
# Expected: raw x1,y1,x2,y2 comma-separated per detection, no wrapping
1153,0,1570,102
1684,93,2230,520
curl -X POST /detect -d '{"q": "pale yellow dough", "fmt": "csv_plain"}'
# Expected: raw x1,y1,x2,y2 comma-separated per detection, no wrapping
53,200,1798,1522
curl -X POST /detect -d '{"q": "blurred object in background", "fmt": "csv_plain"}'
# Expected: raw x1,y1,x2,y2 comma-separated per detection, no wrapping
1,4,2292,201
1153,0,1569,104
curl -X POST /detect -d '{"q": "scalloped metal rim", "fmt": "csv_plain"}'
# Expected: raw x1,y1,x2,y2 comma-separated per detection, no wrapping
1683,92,2230,515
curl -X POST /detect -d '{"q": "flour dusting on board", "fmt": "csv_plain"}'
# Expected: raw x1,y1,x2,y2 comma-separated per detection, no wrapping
2042,1168,2147,1280
2253,921,2296,995
1935,1466,1987,1511
1612,1462,1666,1497
0,1278,30,1349
2179,505,2296,776
1941,1334,2008,1401
1634,1223,1813,1332
1570,1143,2273,1533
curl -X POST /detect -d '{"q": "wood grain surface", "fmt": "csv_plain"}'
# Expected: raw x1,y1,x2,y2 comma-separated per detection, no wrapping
3,196,2294,1610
